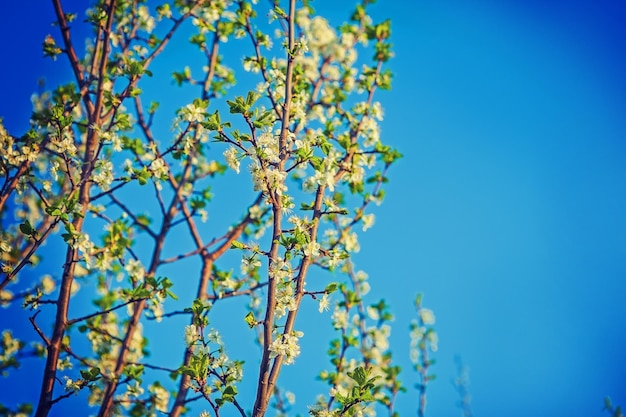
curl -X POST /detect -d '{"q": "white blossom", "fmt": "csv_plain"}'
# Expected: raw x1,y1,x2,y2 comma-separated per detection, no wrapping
268,330,304,365
224,146,241,173
419,308,436,325
318,293,330,313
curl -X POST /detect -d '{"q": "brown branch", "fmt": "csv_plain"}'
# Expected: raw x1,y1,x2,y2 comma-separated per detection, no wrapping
98,131,199,416
1,216,58,291
34,0,117,414
266,184,325,399
145,309,190,320
205,281,268,301
127,362,178,373
50,391,77,406
169,194,263,417
51,0,85,91
52,0,94,116
244,15,281,117
202,31,220,102
29,311,51,346
107,192,157,239
66,297,148,326
0,163,30,214
252,1,296,415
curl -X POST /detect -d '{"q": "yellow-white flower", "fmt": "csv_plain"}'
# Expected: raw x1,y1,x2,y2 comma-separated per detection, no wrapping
268,330,304,365
318,293,331,313
419,308,436,325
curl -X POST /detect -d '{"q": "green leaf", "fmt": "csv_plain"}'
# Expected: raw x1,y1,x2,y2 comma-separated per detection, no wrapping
133,167,151,185
325,282,339,294
320,139,333,155
348,366,368,386
148,101,159,114
244,312,256,328
223,385,237,396
19,221,34,236
190,197,206,210
227,96,247,114
179,365,197,378
126,61,145,78
310,156,323,171
203,111,222,131
230,241,245,250
245,91,259,107
42,35,62,59
80,367,101,382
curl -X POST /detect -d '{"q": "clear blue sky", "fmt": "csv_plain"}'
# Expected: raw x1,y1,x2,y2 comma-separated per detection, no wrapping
1,1,625,416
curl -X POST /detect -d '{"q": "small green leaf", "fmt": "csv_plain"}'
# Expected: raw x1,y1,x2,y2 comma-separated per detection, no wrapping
230,241,245,249
325,282,339,294
244,312,256,328
19,221,34,236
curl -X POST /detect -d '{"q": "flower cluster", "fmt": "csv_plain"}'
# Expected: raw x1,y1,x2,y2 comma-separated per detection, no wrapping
0,1,400,417
269,330,304,365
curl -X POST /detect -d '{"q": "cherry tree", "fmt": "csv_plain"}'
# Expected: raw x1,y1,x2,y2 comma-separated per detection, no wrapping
0,1,438,416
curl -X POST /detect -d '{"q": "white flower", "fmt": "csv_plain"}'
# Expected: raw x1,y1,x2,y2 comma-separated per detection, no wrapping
296,36,309,53
361,213,375,231
180,102,205,123
366,306,379,320
256,130,280,163
243,57,261,73
0,238,10,253
303,241,320,257
343,232,360,253
250,163,287,195
419,308,436,325
248,205,262,219
123,158,133,173
64,376,82,393
184,325,198,347
241,256,261,275
74,233,94,255
275,284,297,318
427,330,438,352
331,308,348,329
312,169,336,191
41,275,55,294
125,259,145,282
49,160,60,181
326,250,343,269
137,5,155,33
149,383,169,412
269,259,293,281
92,160,114,191
268,330,304,365
149,157,168,179
57,356,73,370
224,146,241,173
309,16,336,48
358,281,370,296
318,293,330,313
207,328,222,345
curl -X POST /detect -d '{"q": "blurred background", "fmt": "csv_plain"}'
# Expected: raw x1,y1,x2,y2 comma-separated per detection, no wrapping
1,1,625,416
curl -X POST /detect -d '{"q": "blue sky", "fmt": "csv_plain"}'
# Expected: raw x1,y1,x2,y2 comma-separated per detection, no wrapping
1,1,625,416
373,1,626,415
